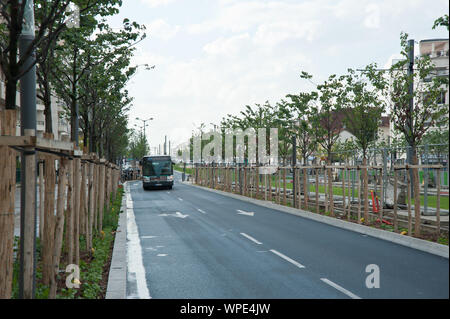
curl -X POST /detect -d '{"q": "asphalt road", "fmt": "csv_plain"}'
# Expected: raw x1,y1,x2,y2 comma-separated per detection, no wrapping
126,172,448,299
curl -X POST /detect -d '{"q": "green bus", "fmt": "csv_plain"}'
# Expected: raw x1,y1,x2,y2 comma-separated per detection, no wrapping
141,155,174,190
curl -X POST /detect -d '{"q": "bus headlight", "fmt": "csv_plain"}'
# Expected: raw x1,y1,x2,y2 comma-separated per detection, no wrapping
167,175,173,181
143,176,150,182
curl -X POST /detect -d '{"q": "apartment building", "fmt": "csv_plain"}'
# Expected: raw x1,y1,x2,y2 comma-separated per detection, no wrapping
1,67,70,140
419,38,449,129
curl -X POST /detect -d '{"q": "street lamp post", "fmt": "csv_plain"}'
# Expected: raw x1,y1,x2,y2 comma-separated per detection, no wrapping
136,117,154,143
18,0,37,299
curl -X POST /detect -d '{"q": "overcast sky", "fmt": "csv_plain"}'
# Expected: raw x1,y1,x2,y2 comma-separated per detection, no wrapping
106,0,449,154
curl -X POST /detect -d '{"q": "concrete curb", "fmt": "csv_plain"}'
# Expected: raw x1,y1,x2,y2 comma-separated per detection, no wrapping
185,182,449,259
105,183,128,299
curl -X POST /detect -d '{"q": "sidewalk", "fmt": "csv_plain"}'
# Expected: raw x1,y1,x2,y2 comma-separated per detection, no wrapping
105,183,128,299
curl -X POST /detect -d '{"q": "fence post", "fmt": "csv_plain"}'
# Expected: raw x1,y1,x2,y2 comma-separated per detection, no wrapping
324,166,328,214
328,165,334,216
357,167,361,224
0,110,17,299
314,167,319,214
276,168,280,204
98,162,106,231
303,168,309,210
38,159,45,240
393,169,398,232
49,157,68,299
347,166,351,219
379,168,383,223
382,148,387,210
406,167,412,236
283,167,287,205
88,161,95,250
42,155,56,286
80,161,87,240
424,145,429,216
93,162,99,231
67,158,74,265
436,167,441,240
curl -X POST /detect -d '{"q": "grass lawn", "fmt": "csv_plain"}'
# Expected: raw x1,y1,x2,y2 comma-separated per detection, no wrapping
180,168,450,210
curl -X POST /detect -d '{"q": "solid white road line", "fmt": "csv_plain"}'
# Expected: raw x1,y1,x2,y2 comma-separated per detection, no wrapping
320,278,362,299
269,249,305,269
240,232,263,245
126,185,151,299
197,208,207,214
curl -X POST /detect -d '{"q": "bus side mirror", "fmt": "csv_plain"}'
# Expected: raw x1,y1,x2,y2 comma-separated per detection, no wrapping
139,160,142,166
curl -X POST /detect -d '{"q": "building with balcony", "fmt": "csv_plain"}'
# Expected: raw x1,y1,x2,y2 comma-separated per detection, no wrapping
1,67,70,140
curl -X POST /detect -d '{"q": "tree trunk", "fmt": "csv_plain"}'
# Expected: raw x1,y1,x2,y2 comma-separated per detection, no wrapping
363,157,369,225
4,79,18,110
43,80,53,134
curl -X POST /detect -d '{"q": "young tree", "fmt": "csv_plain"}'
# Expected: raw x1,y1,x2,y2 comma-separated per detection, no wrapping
379,32,449,236
342,65,386,224
34,0,123,135
128,129,149,160
52,15,145,144
306,72,347,216
432,14,449,31
286,91,318,165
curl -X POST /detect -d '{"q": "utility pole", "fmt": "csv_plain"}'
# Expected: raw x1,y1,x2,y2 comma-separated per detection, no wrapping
19,0,37,299
164,135,167,155
407,39,414,195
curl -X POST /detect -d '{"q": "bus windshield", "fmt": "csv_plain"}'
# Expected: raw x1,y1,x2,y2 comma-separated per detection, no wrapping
142,157,172,176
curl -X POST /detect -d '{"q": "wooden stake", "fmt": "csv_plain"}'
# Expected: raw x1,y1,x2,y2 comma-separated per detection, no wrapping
357,168,361,224
328,166,334,216
315,168,319,214
303,167,308,209
49,157,68,299
93,164,99,231
283,167,287,205
406,169,412,236
324,167,328,214
379,168,383,223
347,166,351,219
436,168,441,240
393,169,398,232
66,159,74,265
88,162,95,250
0,110,17,298
38,160,44,240
98,164,106,232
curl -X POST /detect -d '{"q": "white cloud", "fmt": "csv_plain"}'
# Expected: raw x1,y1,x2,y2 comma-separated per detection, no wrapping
364,3,381,29
203,33,250,56
121,0,449,147
140,0,175,8
188,1,323,38
147,19,180,40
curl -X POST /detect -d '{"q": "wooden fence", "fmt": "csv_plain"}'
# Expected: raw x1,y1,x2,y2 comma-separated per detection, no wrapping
0,114,120,299
192,164,448,241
